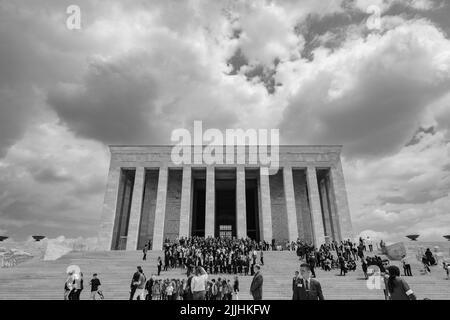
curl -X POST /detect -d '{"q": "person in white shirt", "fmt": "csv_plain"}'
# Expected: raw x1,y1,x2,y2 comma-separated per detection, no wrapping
401,255,412,276
191,266,208,300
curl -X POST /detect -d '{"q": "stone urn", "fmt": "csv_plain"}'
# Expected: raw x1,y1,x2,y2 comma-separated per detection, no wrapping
406,235,419,241
443,235,450,241
32,235,46,242
0,236,8,242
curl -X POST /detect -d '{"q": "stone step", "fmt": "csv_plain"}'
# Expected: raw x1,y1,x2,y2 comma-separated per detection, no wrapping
1,250,449,300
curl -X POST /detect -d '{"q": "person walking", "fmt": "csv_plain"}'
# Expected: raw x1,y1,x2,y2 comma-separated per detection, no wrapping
259,250,264,266
361,258,368,280
89,273,102,300
130,266,146,300
443,262,450,280
293,263,324,300
250,264,263,300
385,266,416,300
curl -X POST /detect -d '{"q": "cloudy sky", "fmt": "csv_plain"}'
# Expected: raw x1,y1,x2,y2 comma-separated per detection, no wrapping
0,0,449,242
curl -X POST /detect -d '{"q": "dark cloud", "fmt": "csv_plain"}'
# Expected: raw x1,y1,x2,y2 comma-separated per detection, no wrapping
295,10,366,60
47,54,168,145
404,126,436,146
280,23,450,157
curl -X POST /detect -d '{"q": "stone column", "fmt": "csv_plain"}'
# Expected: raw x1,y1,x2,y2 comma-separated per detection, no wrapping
126,167,145,250
283,166,298,243
98,166,121,250
330,159,353,241
205,166,215,237
179,166,192,238
306,166,326,247
152,166,169,250
259,168,273,242
236,166,247,239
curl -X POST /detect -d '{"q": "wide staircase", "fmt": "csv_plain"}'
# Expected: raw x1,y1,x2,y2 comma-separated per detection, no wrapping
0,249,449,300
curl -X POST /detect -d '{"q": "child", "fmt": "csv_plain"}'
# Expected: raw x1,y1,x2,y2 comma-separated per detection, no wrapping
89,273,103,300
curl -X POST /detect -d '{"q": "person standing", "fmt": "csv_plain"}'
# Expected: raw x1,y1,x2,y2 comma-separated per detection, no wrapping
233,276,239,300
166,281,174,300
129,267,141,300
308,253,316,278
145,275,155,300
401,255,413,276
142,244,148,261
72,272,83,300
250,264,263,300
259,250,264,266
191,266,208,300
157,257,162,276
292,271,300,299
64,271,75,300
385,266,416,300
293,263,324,300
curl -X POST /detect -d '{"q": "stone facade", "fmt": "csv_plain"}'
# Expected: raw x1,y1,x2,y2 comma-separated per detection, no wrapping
98,145,353,250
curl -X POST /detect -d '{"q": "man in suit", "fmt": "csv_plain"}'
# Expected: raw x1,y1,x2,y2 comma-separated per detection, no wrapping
293,263,324,300
250,264,263,300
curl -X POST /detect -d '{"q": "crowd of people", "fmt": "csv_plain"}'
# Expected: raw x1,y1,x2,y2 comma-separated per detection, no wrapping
155,236,269,277
294,237,375,278
128,265,244,300
63,235,449,300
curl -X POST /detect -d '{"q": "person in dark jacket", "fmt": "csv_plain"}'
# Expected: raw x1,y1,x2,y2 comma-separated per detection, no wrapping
145,275,155,300
157,257,163,276
129,267,142,300
233,276,239,299
250,265,263,300
293,264,324,300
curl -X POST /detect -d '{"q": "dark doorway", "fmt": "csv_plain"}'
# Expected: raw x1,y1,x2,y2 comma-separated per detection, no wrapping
191,179,206,237
215,183,236,238
245,178,260,241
